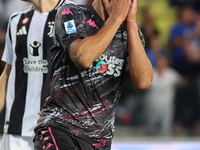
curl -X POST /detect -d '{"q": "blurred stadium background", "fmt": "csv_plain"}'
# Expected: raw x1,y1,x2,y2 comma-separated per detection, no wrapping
1,0,200,149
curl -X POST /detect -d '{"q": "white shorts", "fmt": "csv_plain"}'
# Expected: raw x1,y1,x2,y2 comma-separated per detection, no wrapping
0,133,34,150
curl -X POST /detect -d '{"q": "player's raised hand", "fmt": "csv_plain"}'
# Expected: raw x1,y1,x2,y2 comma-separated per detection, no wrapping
126,0,138,25
103,0,132,22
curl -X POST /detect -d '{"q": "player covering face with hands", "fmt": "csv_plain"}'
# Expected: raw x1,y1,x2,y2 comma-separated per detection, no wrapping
34,0,153,150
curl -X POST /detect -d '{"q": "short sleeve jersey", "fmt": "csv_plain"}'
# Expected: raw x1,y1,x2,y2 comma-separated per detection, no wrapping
1,0,76,137
36,4,145,149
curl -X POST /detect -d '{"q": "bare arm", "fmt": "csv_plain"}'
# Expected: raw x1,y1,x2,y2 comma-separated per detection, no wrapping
126,0,153,91
67,0,132,70
127,25,153,91
68,17,122,69
0,63,11,113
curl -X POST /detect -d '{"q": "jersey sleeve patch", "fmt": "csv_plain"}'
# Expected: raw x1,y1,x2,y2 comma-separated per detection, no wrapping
55,4,88,51
64,20,77,34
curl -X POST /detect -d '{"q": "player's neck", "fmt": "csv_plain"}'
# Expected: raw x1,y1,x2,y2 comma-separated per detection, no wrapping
32,0,60,13
92,0,109,21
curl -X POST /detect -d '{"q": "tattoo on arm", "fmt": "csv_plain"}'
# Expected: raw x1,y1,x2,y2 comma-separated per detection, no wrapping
68,42,81,66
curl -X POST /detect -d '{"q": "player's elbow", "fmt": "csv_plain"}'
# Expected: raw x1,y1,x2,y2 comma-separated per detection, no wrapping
75,60,92,70
132,80,152,91
72,46,94,70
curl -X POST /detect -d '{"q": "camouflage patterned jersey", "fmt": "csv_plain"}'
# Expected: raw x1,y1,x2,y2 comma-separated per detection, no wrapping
35,4,145,150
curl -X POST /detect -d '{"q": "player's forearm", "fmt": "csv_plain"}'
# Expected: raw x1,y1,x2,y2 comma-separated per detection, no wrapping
127,23,153,91
0,64,11,113
0,75,7,113
68,17,123,70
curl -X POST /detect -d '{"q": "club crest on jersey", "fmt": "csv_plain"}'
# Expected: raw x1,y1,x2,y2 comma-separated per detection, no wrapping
64,20,77,34
22,17,29,24
48,21,55,37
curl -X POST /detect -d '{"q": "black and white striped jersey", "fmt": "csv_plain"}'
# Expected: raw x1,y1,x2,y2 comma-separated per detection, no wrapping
1,0,76,136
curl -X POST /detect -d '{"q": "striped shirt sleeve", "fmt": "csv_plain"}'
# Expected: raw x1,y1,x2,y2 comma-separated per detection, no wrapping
2,17,13,65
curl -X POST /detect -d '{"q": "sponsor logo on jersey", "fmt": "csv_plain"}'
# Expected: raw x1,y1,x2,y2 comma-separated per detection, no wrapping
22,17,29,24
96,54,124,77
85,19,99,29
64,20,77,34
60,8,73,18
96,60,107,73
17,26,27,36
48,21,55,37
23,58,48,73
29,41,41,56
23,41,48,73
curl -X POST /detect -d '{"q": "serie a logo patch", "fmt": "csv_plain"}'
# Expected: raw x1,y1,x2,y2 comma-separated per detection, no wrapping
64,20,77,34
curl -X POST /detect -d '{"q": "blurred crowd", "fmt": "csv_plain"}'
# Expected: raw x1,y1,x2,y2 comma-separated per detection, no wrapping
1,0,200,137
117,0,200,137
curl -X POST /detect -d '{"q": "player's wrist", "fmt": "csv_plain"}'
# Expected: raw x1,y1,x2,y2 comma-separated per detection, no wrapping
126,22,138,31
108,15,124,26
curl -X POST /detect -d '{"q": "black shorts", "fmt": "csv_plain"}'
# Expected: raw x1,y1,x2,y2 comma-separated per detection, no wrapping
34,126,98,150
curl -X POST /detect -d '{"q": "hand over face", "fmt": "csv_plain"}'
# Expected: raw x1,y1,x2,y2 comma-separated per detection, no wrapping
126,0,137,24
103,0,132,22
